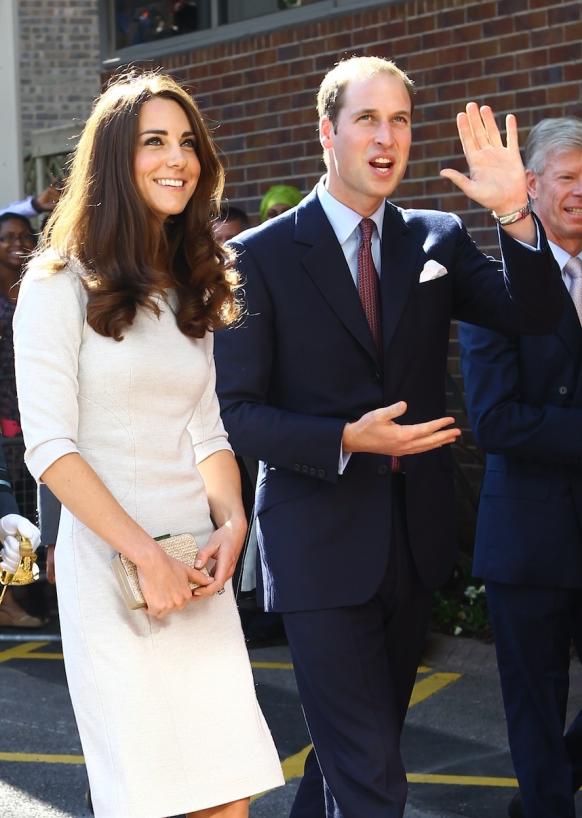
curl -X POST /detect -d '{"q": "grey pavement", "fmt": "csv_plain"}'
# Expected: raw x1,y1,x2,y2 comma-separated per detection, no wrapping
0,625,581,817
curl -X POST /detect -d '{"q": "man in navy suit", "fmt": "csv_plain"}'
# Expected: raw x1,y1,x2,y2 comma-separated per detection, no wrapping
214,56,563,818
460,117,582,818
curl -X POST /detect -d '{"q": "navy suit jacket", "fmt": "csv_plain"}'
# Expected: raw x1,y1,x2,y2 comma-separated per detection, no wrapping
460,281,582,588
215,188,562,612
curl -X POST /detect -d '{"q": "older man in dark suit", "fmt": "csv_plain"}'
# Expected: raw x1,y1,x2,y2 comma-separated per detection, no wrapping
460,117,582,818
214,56,563,818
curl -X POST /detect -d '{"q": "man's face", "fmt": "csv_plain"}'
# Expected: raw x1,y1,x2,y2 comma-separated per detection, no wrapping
214,218,244,243
527,148,582,256
319,72,412,217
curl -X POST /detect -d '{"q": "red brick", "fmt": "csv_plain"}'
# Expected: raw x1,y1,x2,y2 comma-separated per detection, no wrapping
515,48,549,70
407,50,439,71
549,42,582,63
468,40,500,59
531,65,564,86
515,88,547,108
482,17,515,37
437,45,469,65
497,0,529,13
466,2,499,22
498,32,531,52
563,20,582,41
421,29,453,51
565,62,582,81
467,77,500,98
547,83,580,103
514,9,548,31
437,8,467,28
549,3,582,25
408,13,437,33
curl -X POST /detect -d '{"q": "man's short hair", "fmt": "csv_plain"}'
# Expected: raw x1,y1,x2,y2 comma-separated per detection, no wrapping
218,204,250,229
525,117,582,175
317,55,415,131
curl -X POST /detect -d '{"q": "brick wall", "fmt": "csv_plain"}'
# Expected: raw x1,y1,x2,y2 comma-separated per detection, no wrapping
18,0,101,154
152,0,581,547
156,0,581,249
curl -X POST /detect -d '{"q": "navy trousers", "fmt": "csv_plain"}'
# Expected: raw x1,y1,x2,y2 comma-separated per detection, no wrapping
487,581,582,818
284,476,432,818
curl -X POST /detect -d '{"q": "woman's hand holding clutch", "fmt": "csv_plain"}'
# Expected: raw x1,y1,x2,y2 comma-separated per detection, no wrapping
137,543,212,618
192,518,246,599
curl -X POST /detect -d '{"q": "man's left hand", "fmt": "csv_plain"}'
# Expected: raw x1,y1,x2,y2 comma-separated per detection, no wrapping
440,102,529,216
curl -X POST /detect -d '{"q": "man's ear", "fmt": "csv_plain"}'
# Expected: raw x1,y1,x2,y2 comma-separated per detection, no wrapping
525,168,537,202
319,116,334,151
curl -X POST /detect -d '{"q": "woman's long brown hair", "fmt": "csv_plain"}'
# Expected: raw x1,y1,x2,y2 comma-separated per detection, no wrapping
41,71,238,340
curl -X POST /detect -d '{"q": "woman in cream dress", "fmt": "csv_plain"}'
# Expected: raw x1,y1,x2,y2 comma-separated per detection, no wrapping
13,72,283,818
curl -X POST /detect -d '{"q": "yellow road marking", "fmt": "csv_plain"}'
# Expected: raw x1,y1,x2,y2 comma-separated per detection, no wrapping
408,773,518,788
409,672,461,707
0,752,518,791
251,661,294,670
0,642,49,663
281,745,312,781
21,651,64,659
0,752,83,764
0,644,464,793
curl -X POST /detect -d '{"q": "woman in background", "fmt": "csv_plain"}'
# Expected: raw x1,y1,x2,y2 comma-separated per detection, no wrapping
14,71,283,818
259,183,302,222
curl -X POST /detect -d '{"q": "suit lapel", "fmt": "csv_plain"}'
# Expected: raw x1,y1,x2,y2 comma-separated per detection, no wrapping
379,204,423,352
296,190,379,363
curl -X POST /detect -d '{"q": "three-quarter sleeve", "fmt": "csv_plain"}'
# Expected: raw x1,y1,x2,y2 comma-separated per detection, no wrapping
13,265,85,481
188,332,232,464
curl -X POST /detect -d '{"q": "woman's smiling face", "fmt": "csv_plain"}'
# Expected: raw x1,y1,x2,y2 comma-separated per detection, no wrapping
133,96,201,222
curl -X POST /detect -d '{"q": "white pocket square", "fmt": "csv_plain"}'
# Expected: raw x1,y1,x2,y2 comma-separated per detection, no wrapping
419,260,448,283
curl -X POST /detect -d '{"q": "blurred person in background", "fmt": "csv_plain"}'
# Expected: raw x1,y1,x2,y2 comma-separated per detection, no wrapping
0,213,43,627
0,183,61,220
460,116,582,818
259,183,302,222
213,203,249,243
0,438,42,623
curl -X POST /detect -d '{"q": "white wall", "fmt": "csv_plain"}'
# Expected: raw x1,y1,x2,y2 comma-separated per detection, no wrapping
0,0,22,206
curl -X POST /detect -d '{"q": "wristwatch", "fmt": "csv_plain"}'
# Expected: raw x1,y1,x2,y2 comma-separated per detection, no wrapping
491,202,531,225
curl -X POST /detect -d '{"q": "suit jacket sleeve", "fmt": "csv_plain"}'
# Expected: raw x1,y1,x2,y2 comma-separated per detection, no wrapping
0,441,19,517
452,215,562,335
38,483,61,544
215,242,346,483
459,321,582,466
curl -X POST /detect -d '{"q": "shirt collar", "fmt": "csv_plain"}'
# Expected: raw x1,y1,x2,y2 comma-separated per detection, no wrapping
317,177,386,245
548,240,581,272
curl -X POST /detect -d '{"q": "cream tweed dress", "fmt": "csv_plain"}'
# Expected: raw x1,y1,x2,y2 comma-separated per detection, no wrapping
13,259,284,818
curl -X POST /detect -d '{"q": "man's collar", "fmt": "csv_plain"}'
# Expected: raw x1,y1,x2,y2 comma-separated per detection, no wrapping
548,239,582,271
316,177,386,244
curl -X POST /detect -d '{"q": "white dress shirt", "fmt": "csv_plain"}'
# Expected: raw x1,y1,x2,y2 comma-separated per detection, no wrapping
548,239,582,294
317,178,384,286
316,179,385,472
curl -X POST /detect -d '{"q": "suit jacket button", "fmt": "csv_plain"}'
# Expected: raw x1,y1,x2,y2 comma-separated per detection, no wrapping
558,385,568,395
293,464,301,472
309,467,317,476
317,468,326,479
301,465,309,474
377,464,389,475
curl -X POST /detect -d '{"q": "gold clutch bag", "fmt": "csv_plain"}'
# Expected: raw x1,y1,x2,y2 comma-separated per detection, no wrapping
111,532,206,611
